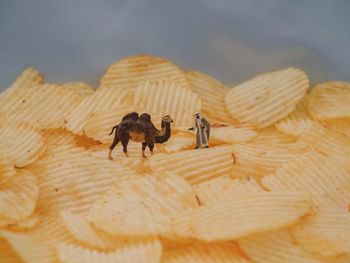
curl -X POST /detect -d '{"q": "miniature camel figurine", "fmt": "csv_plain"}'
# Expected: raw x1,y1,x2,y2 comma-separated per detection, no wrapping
108,113,173,160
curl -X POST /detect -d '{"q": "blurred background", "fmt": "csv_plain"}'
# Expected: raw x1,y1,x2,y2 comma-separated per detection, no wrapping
0,0,349,91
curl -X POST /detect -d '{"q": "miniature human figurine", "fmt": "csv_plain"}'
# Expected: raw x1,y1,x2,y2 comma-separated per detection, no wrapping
188,112,210,149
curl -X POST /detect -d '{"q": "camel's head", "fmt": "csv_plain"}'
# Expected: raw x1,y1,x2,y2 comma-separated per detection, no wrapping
162,115,173,124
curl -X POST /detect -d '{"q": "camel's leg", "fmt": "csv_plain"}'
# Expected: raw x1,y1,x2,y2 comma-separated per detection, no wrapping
148,142,155,155
141,143,147,158
108,132,120,160
120,135,129,157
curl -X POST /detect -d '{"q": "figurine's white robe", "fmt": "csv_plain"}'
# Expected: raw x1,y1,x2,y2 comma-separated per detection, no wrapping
194,116,210,148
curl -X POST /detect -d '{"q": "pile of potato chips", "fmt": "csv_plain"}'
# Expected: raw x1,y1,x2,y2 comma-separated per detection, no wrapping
0,54,350,263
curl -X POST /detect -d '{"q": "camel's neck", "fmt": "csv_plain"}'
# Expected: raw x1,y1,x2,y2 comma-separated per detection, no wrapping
161,121,171,140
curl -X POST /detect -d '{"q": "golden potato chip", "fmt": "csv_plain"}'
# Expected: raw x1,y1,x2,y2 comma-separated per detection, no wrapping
250,126,297,146
322,118,350,139
0,214,40,230
193,176,264,206
41,128,76,146
291,207,350,258
225,68,309,128
210,125,257,144
0,169,38,221
0,238,22,263
157,134,194,153
239,230,323,263
231,143,308,181
87,173,198,237
172,191,311,241
307,81,350,120
65,86,130,134
162,241,250,263
186,70,237,124
82,106,135,144
99,54,191,92
0,122,46,167
149,145,234,184
0,146,16,184
28,145,137,216
57,238,162,263
0,217,75,263
276,97,316,136
62,82,94,95
262,151,350,209
134,80,201,127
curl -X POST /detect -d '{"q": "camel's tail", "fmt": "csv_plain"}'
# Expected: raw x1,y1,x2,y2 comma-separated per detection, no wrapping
109,125,119,135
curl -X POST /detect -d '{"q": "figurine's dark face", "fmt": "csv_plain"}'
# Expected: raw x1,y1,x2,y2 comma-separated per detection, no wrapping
195,115,200,119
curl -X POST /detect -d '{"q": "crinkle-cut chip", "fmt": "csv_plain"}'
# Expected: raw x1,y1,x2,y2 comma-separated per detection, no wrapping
250,126,297,146
225,68,309,128
83,106,135,144
57,238,162,263
0,214,40,230
28,145,137,216
329,254,350,263
65,86,129,134
162,241,251,263
0,238,23,263
276,97,316,136
172,191,311,242
2,83,91,129
74,134,101,149
0,67,44,111
186,70,237,124
99,54,191,91
157,134,194,153
62,82,94,95
0,217,75,263
0,147,16,184
210,125,257,144
231,143,308,182
322,118,350,139
61,211,121,250
262,151,350,210
149,146,234,185
297,123,350,168
307,81,350,120
134,80,201,128
238,230,323,263
291,207,350,258
41,128,76,146
87,173,198,237
193,176,264,206
0,169,38,221
0,122,46,167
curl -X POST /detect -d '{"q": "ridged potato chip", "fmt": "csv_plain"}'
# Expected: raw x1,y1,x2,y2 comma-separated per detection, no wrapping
307,81,350,120
0,214,40,230
134,80,201,128
0,122,46,167
162,241,250,263
0,238,23,263
41,128,76,146
239,230,322,263
62,82,94,95
57,238,162,263
186,70,237,124
225,68,309,128
172,191,311,241
157,133,194,153
150,146,234,184
276,97,315,136
262,151,350,209
250,126,297,146
210,125,257,144
322,118,350,139
87,173,198,237
0,146,16,184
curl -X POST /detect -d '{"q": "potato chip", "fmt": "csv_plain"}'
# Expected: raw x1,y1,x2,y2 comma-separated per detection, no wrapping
276,97,316,136
157,133,195,153
87,173,198,237
231,143,308,181
28,145,137,216
0,122,46,167
62,82,94,95
162,241,250,263
193,176,264,206
57,238,162,263
65,86,130,134
0,169,38,221
186,70,237,124
239,230,323,263
172,191,311,241
291,207,350,258
210,125,257,144
41,128,76,146
225,68,309,128
262,151,350,209
0,238,22,263
307,81,350,120
99,54,191,92
149,145,234,184
134,80,201,128
0,146,16,184
250,126,297,146
0,214,40,230
322,118,350,139
0,217,75,263
82,106,135,144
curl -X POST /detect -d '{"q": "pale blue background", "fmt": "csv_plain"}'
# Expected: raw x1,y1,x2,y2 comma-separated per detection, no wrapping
0,0,349,90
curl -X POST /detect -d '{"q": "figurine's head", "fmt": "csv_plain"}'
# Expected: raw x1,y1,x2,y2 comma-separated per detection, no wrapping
194,112,201,119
